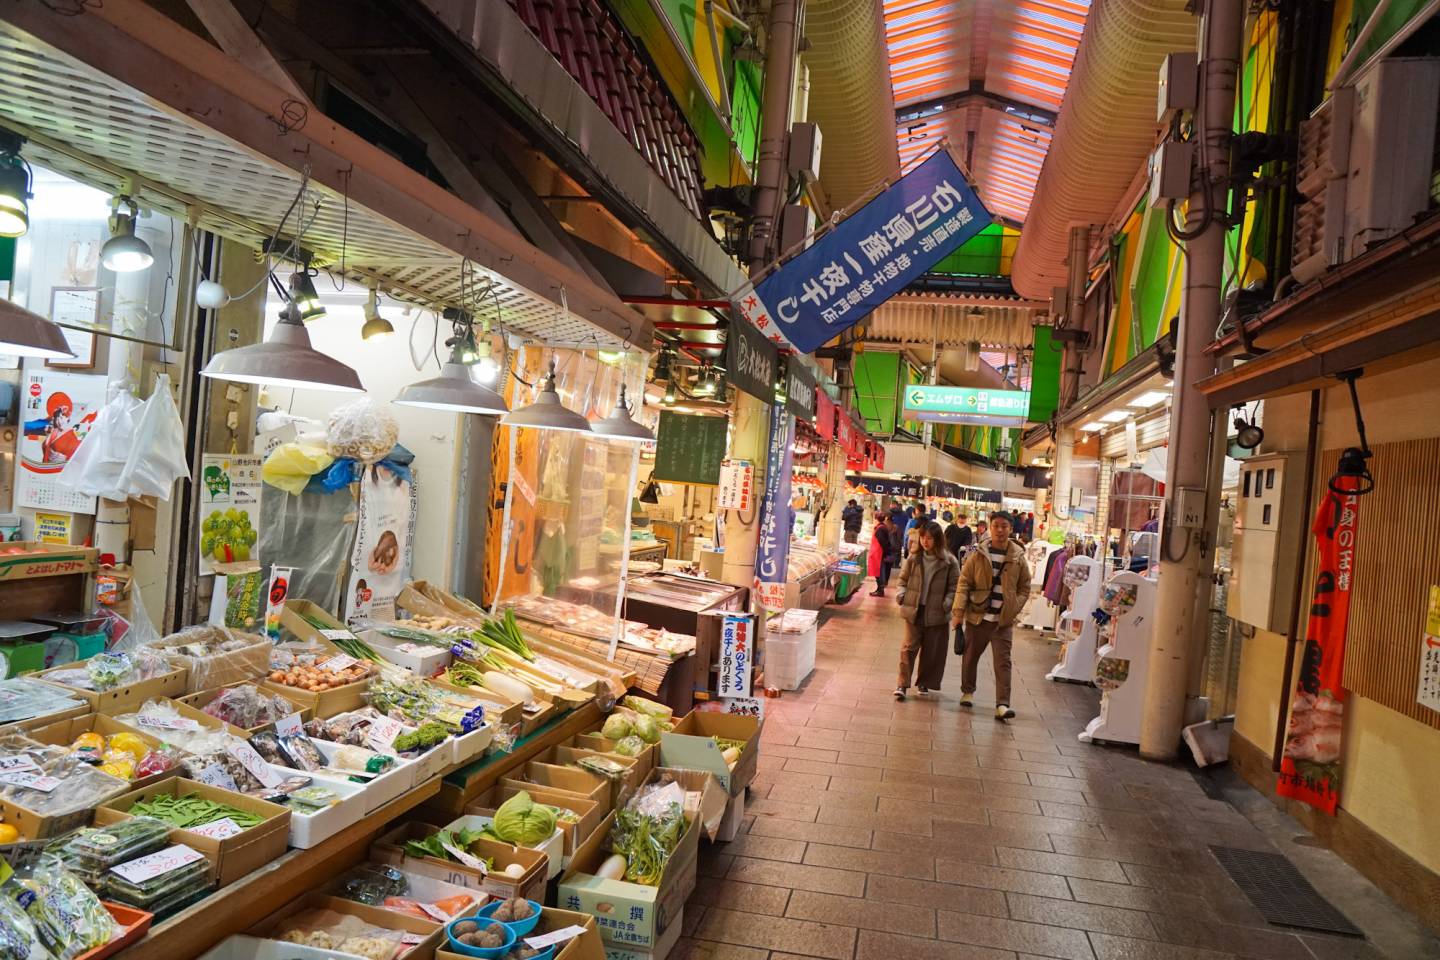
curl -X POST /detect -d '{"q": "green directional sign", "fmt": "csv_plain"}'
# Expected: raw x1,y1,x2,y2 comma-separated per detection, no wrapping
901,385,1031,425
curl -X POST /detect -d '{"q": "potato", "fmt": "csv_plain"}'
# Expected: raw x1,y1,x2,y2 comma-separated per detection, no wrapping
453,920,479,936
508,898,533,920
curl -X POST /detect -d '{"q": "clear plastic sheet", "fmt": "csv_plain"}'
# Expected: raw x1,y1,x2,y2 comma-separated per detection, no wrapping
0,735,130,817
144,624,271,694
257,483,356,614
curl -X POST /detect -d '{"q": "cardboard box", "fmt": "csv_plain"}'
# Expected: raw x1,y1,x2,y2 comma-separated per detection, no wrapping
571,734,657,780
372,821,548,902
445,812,564,879
323,866,483,923
95,777,291,886
103,695,252,739
659,712,760,794
503,762,611,811
34,663,189,714
24,713,175,789
600,911,683,960
259,674,372,721
466,783,602,860
0,542,98,582
438,908,602,960
251,894,444,958
179,682,313,735
146,629,272,694
0,754,132,838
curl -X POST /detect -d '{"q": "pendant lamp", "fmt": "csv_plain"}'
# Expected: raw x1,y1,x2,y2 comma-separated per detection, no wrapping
0,133,31,238
201,301,363,392
100,197,154,273
0,297,74,359
501,357,592,433
360,288,393,341
589,383,654,442
394,342,509,415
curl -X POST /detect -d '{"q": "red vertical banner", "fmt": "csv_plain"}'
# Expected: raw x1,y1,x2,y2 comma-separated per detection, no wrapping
1277,478,1361,815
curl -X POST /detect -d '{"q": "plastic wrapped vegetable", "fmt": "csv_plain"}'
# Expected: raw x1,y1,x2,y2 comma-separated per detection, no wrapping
0,889,51,960
600,713,632,741
612,736,645,758
620,696,672,722
489,791,557,845
631,714,661,744
17,857,116,959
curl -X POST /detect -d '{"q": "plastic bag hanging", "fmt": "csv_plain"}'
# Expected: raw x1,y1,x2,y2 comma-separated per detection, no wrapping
56,389,143,500
117,374,191,500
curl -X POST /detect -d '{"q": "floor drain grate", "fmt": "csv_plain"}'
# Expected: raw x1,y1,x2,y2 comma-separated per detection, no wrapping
1209,846,1364,937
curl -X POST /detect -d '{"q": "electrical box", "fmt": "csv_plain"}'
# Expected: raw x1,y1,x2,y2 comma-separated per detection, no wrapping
1227,452,1306,633
1157,52,1198,122
778,203,816,254
787,122,822,181
1148,140,1194,208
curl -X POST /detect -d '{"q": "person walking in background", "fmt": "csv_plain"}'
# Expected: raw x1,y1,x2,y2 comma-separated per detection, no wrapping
868,512,896,596
951,511,1030,720
975,519,988,544
841,499,864,543
942,511,969,556
903,505,923,557
888,501,906,534
894,520,959,700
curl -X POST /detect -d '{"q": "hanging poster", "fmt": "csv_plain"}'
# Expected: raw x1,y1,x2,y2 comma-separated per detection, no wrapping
717,613,754,698
717,460,755,511
1277,479,1361,815
345,462,418,623
197,454,262,575
33,512,72,544
733,147,992,353
753,402,795,612
263,565,293,642
17,371,105,514
1417,585,1440,713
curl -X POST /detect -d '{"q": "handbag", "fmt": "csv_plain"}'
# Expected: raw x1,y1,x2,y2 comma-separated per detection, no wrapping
953,621,966,655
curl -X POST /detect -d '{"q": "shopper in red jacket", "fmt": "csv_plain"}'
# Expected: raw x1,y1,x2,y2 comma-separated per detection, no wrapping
867,512,895,596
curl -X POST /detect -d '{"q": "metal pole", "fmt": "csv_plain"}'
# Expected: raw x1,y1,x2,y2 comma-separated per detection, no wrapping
1139,0,1240,760
747,0,802,269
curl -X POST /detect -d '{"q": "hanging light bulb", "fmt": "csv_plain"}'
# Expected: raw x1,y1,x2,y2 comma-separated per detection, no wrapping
474,340,500,385
360,287,394,341
394,341,509,416
0,132,31,238
590,383,655,442
195,279,230,309
288,266,325,321
662,376,677,406
694,364,716,397
500,357,592,433
201,301,363,392
100,196,154,273
598,348,626,365
0,296,73,360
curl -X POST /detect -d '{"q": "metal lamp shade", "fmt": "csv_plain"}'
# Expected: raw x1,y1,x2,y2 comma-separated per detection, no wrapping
100,215,153,272
0,297,74,359
201,317,363,392
395,362,509,415
502,379,592,433
589,386,653,442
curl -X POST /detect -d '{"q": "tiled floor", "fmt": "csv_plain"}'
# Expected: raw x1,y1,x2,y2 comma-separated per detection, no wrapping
681,590,1440,960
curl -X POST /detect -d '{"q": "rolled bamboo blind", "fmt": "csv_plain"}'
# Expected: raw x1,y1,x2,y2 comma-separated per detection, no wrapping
1322,438,1440,730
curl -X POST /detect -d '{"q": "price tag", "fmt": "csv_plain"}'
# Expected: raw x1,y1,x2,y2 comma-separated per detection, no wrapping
189,818,244,840
0,772,60,792
419,901,452,922
322,654,359,673
226,741,284,789
525,926,590,950
110,844,205,884
195,763,238,791
400,933,427,946
320,629,359,642
274,713,304,737
367,716,404,751
441,841,486,872
0,756,39,774
138,715,202,732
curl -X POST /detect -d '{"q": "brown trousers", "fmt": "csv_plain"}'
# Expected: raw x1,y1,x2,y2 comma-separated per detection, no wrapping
898,618,948,689
960,619,1013,705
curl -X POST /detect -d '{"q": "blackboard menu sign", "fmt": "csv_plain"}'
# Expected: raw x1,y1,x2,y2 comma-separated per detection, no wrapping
653,410,727,485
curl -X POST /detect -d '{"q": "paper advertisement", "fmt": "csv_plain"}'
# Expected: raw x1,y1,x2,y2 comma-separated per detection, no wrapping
17,371,105,514
197,454,262,574
345,462,417,623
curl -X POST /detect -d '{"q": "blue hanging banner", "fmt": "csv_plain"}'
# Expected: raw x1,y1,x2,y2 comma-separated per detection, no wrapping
752,402,796,612
733,147,993,354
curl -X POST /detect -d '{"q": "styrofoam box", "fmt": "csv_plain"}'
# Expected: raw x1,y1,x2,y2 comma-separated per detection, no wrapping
309,738,417,813
446,813,565,880
359,628,453,676
199,934,369,960
449,723,495,766
265,763,367,848
380,869,487,916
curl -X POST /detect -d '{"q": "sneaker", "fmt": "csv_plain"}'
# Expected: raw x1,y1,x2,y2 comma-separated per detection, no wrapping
995,704,1016,720
894,688,907,701
871,590,885,597
959,693,973,708
917,686,930,696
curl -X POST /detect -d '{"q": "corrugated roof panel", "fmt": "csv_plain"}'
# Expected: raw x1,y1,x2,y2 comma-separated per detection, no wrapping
884,0,1090,223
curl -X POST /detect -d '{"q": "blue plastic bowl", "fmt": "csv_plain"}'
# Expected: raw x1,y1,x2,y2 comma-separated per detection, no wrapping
478,898,544,938
446,917,516,958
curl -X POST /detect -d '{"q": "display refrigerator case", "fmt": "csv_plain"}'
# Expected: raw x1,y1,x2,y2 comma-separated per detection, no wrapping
785,541,837,610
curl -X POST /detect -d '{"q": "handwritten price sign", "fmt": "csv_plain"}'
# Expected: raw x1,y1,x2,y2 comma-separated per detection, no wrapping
111,844,205,884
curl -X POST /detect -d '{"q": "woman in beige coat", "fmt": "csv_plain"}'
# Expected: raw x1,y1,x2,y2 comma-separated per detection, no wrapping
893,521,960,701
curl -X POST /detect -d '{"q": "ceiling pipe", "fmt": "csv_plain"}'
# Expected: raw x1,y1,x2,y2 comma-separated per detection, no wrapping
1009,0,1196,299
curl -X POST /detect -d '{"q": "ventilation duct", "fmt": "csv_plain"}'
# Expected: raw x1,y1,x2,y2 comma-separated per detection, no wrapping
802,0,900,209
862,296,1041,348
1010,0,1196,298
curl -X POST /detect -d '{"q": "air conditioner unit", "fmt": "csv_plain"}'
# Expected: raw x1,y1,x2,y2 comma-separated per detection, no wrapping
1290,87,1352,283
1343,57,1440,260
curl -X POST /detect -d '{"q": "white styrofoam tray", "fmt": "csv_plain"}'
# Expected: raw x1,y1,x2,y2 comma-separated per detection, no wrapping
198,934,369,960
359,628,454,676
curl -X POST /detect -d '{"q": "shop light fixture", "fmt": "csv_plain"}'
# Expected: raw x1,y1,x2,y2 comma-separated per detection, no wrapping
201,301,363,393
1099,410,1129,423
394,344,509,416
598,349,626,365
474,341,500,385
0,296,74,359
694,365,716,396
639,476,661,504
288,267,326,321
360,288,394,342
195,279,230,309
0,132,31,238
1079,421,1105,432
1128,390,1170,408
501,357,592,433
662,376,677,406
652,348,673,383
590,383,654,442
100,196,153,273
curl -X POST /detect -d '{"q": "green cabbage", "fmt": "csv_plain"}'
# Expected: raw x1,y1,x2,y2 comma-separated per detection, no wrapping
621,696,672,721
490,790,557,845
632,714,661,744
602,713,633,740
613,735,645,757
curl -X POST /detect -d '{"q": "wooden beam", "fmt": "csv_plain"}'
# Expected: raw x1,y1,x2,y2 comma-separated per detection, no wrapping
182,0,312,103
